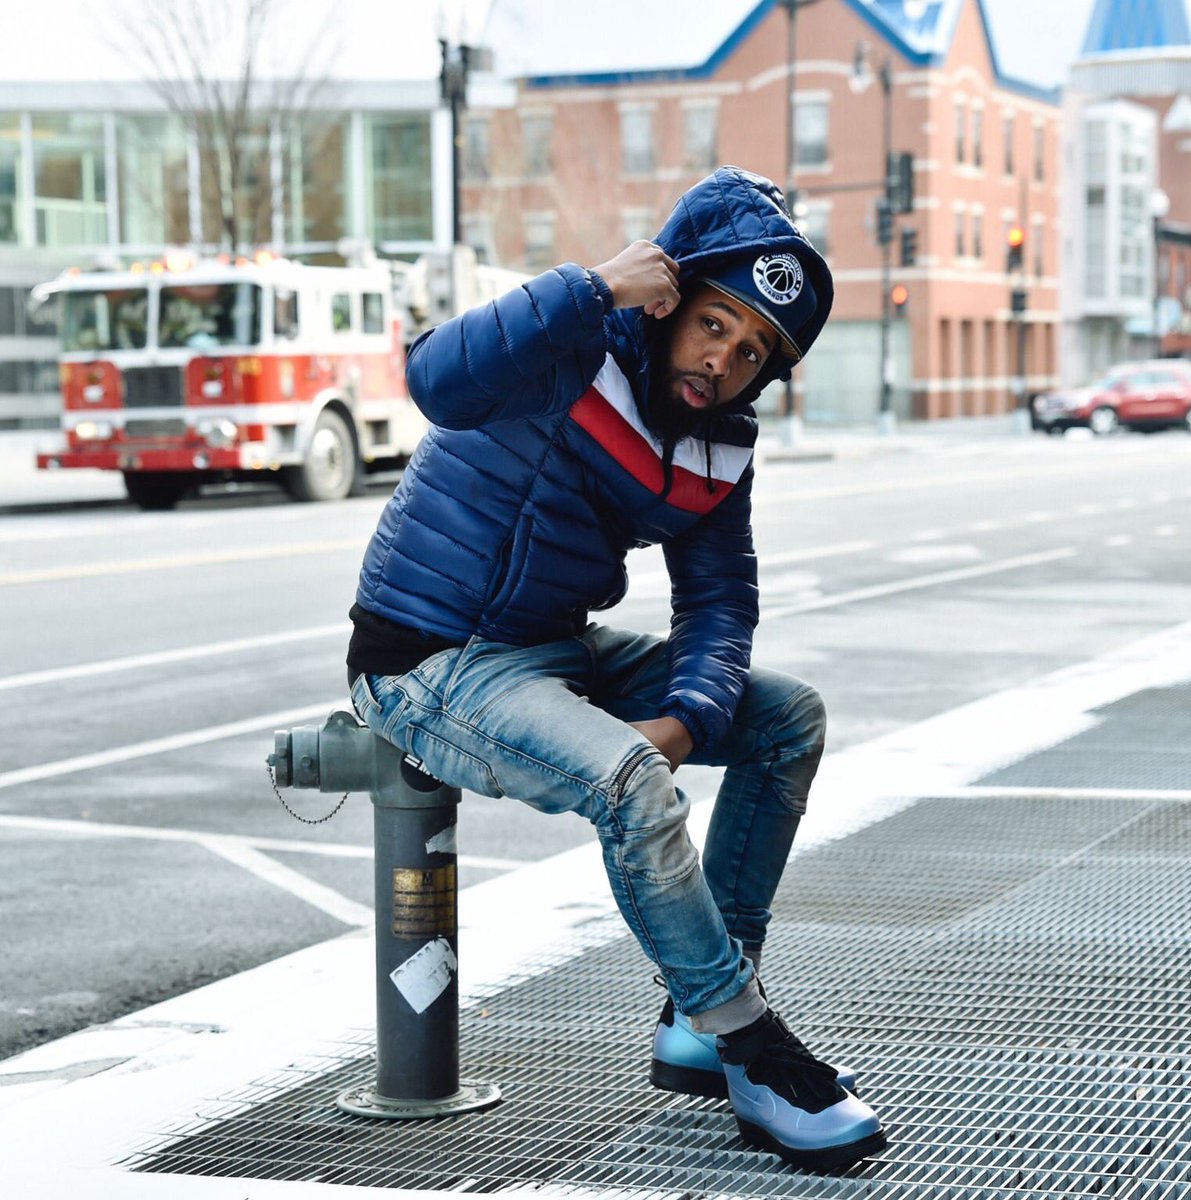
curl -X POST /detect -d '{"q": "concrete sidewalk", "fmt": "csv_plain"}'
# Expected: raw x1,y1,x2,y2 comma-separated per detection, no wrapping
2,619,1189,1198
0,431,127,510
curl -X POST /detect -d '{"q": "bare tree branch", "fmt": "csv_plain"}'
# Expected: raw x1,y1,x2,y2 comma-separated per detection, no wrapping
108,0,339,252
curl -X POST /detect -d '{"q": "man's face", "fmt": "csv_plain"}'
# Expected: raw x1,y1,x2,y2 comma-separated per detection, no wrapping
653,283,777,436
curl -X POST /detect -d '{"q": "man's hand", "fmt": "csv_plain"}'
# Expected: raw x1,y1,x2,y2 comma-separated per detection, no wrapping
630,716,694,773
593,241,681,319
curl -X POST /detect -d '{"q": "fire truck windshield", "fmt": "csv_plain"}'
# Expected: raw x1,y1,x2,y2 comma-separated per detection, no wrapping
61,288,149,352
159,282,262,349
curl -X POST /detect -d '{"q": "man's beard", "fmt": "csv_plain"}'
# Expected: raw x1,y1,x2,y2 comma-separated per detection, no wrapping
646,356,707,443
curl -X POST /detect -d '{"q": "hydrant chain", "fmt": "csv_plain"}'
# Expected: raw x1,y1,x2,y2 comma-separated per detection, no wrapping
266,762,347,825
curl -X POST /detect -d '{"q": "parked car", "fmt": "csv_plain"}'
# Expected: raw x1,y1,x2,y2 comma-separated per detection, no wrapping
1033,361,1191,435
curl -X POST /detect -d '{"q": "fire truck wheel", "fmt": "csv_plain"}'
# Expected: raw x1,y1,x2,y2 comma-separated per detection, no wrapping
284,408,358,502
123,472,191,511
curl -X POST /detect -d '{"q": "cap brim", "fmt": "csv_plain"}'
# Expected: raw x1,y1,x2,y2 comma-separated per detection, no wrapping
701,279,802,360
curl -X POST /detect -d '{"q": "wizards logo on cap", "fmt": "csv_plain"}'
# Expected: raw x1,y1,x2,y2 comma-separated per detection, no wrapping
700,250,818,360
753,254,803,306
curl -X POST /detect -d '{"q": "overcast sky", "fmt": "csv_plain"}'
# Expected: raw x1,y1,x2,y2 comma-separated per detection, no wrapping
0,0,1105,90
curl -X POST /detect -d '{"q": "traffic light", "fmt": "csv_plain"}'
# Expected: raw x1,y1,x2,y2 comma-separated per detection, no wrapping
1006,224,1025,271
887,152,914,215
877,201,893,247
900,226,918,267
890,283,909,310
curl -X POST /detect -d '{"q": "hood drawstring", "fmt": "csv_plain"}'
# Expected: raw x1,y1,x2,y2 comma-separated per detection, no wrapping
703,433,717,495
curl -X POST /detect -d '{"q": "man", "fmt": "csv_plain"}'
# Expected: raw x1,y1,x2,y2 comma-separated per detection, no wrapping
347,166,886,1172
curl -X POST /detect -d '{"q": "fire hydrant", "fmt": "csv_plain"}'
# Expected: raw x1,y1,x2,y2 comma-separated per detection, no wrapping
268,709,501,1119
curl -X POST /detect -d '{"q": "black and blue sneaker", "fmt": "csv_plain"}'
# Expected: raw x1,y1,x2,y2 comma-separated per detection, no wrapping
650,997,858,1099
718,1009,886,1173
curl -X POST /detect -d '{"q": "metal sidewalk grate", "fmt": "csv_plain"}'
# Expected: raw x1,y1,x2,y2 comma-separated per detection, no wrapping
978,684,1191,792
123,794,1191,1195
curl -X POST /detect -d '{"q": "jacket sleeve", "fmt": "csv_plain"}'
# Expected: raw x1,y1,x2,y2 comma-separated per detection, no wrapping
658,463,759,752
406,263,612,429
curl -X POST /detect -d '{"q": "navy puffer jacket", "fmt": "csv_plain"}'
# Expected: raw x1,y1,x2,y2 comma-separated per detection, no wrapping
355,166,832,751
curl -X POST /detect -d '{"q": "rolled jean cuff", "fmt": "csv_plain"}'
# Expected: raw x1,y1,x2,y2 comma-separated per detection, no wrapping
688,974,767,1036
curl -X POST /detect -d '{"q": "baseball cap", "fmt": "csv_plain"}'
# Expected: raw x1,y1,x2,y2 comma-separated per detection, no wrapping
699,252,819,361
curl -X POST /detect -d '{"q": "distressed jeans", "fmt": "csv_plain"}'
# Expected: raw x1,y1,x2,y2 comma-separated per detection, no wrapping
349,624,826,1031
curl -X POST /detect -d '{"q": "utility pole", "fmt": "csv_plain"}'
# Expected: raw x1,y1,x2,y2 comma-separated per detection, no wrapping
877,58,895,435
778,0,823,444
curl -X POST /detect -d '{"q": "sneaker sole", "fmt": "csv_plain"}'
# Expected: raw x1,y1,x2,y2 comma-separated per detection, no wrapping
650,1059,861,1102
649,1058,729,1100
735,1116,887,1173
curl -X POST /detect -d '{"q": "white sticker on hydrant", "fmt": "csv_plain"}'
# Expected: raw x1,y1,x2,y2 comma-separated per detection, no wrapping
425,823,457,856
390,937,458,1014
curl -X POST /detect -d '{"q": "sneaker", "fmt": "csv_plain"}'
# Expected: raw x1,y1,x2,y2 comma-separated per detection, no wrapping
718,1010,886,1172
650,998,858,1099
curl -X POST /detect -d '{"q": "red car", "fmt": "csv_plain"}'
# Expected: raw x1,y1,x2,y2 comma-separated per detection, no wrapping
1033,360,1191,435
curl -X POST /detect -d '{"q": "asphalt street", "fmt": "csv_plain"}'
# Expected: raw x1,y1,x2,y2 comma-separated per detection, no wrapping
1,428,1188,1060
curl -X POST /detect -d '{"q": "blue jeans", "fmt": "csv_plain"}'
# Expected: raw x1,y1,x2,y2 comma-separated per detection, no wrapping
349,625,825,1028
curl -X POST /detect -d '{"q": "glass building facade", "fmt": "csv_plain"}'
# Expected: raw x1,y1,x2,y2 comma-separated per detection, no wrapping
0,104,436,255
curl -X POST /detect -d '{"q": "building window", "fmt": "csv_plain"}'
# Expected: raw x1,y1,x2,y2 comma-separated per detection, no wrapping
284,117,349,247
1032,224,1044,278
955,100,966,164
1084,122,1107,298
1003,112,1015,175
682,104,718,172
972,107,984,168
197,122,272,248
31,113,108,247
1120,184,1148,298
521,113,552,178
367,115,433,243
523,212,555,272
117,115,190,247
0,114,21,244
0,359,59,396
621,107,655,175
463,116,490,181
622,208,655,245
1033,123,1045,182
0,286,57,337
800,202,830,257
794,98,828,168
955,209,965,258
972,210,983,261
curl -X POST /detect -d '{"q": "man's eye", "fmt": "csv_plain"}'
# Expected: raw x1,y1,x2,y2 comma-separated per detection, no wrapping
744,347,759,364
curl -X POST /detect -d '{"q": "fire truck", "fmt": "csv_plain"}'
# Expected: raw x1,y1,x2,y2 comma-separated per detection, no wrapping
34,252,427,509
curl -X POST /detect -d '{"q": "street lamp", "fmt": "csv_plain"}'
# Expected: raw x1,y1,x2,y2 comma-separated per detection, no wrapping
778,0,824,444
852,41,896,435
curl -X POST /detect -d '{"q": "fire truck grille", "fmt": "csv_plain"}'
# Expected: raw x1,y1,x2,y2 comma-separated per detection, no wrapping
124,418,188,441
122,365,183,408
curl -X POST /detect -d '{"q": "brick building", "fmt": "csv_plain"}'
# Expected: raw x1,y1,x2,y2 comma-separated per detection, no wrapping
463,0,1063,422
